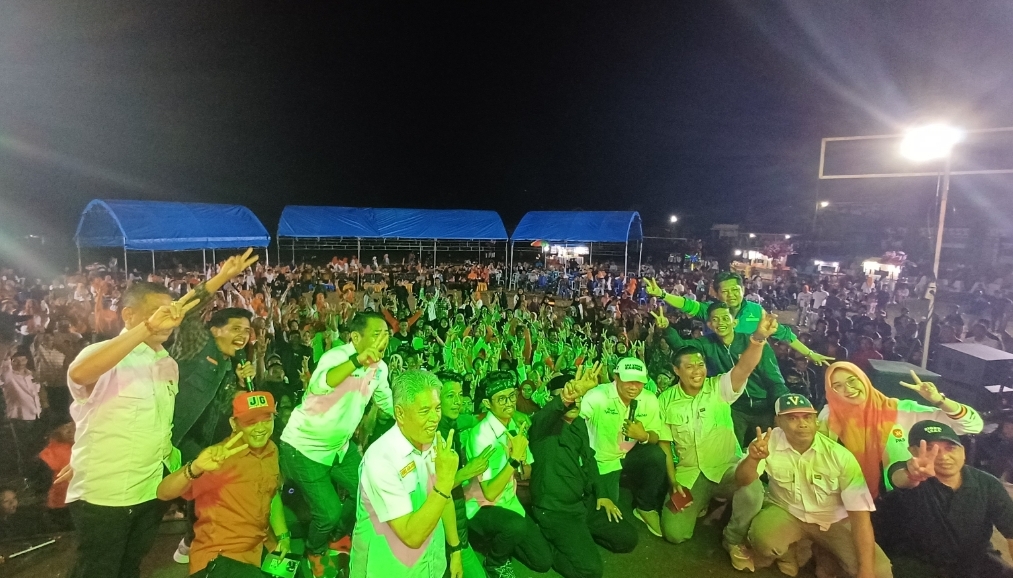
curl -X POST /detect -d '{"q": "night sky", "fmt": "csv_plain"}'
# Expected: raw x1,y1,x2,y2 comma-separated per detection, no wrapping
2,1,1013,268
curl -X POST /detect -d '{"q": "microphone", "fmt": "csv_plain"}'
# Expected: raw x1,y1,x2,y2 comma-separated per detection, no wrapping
235,348,254,392
625,399,639,441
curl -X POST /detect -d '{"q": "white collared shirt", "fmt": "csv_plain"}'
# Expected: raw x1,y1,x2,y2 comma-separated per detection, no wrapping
281,342,392,465
1,360,41,420
580,381,663,475
750,429,874,530
351,424,446,578
66,338,178,507
658,372,743,488
462,413,533,519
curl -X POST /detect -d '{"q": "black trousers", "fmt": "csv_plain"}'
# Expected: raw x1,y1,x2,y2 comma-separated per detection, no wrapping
533,504,638,578
600,443,668,512
732,408,775,448
468,505,553,571
69,498,169,578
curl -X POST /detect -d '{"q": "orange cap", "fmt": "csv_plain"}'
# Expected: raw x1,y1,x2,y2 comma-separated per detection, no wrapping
232,391,276,427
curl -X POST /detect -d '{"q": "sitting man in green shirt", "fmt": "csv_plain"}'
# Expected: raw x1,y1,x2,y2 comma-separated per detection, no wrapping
653,302,789,447
645,272,833,367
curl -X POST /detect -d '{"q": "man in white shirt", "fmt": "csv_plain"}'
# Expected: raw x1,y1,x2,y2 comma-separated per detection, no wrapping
64,282,198,578
812,285,830,311
279,311,392,578
580,357,667,537
350,370,462,578
736,394,893,578
463,370,552,578
658,311,779,571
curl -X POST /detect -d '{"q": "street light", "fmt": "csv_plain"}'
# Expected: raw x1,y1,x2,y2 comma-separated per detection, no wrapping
748,233,755,238
812,200,830,232
900,123,963,369
669,215,678,223
819,200,829,208
784,234,791,240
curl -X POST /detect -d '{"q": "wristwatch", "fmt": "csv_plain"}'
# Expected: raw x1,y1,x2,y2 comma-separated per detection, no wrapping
508,458,523,470
448,542,465,554
350,355,363,369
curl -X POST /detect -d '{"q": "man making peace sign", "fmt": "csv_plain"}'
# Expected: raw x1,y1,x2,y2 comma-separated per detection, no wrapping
157,391,287,576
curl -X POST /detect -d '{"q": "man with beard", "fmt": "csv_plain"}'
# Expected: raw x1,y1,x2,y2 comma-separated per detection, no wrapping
169,248,260,564
654,302,788,447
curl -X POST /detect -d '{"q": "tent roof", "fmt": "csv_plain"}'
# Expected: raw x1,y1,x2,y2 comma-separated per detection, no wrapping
75,199,270,251
511,211,643,243
277,206,508,240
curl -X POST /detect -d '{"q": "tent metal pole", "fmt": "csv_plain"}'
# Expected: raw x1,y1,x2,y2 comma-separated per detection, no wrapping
638,241,643,275
624,241,628,277
203,249,207,277
291,243,295,266
357,239,361,264
589,242,592,266
265,247,269,267
433,240,437,268
212,249,216,268
124,247,130,286
77,243,82,273
509,242,515,289
276,240,281,269
151,251,156,274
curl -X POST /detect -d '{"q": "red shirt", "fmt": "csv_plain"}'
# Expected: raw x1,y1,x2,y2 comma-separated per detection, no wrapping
184,439,280,575
39,440,72,509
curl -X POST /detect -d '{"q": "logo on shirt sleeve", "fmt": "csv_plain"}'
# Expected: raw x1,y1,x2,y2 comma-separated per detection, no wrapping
891,428,904,439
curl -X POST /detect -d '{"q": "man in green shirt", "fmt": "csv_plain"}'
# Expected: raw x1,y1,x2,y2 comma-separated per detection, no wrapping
653,302,789,446
645,273,834,367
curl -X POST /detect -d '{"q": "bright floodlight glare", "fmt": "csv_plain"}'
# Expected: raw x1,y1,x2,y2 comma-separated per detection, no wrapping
819,201,829,208
669,215,678,223
784,234,791,239
733,249,742,256
748,233,756,238
900,123,964,162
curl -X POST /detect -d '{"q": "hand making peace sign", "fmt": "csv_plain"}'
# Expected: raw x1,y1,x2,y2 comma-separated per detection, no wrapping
192,432,249,475
146,290,201,333
649,306,669,329
899,369,946,405
644,278,664,298
905,439,940,484
747,427,773,460
219,248,260,280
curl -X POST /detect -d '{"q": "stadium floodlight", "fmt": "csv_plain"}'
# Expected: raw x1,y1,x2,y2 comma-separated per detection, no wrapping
900,123,964,162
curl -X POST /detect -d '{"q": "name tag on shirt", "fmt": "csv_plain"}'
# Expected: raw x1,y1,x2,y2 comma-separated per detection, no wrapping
399,461,416,479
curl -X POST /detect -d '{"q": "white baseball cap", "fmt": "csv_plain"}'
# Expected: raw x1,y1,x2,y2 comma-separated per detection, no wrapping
615,357,649,384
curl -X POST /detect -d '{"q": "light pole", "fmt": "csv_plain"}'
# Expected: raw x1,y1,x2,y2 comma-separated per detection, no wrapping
812,200,829,232
900,123,964,369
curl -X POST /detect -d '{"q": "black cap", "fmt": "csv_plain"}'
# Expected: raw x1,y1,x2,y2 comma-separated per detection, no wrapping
908,420,963,447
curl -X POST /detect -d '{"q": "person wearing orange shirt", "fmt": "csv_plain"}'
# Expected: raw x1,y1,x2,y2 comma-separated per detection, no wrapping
39,420,75,530
157,391,289,576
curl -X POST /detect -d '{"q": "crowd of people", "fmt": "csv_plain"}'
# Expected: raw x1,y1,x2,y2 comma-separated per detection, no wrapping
2,245,1013,578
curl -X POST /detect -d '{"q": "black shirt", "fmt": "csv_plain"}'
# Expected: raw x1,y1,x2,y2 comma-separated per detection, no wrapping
887,464,1013,576
529,396,607,515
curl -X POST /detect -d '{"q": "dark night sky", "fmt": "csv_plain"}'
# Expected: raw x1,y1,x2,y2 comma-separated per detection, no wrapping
2,1,1013,267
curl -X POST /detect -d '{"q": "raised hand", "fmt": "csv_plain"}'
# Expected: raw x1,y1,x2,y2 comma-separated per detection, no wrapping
747,427,773,460
756,311,779,339
806,351,834,367
899,369,945,405
434,430,460,490
458,446,495,481
650,307,669,329
644,278,664,298
506,430,529,462
219,248,260,280
146,291,201,332
905,439,939,484
192,432,249,475
236,361,256,383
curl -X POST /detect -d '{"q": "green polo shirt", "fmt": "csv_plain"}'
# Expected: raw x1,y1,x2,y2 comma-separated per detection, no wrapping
678,299,797,343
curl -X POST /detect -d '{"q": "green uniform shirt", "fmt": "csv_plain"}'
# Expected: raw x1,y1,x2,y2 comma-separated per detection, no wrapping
678,299,797,343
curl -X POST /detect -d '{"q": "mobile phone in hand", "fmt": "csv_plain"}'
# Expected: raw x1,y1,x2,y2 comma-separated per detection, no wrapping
666,487,694,513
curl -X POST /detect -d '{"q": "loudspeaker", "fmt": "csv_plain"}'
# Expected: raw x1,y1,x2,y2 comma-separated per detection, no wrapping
866,360,941,403
936,343,1013,388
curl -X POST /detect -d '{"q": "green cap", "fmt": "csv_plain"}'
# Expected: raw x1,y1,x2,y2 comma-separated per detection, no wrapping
908,420,963,447
775,393,817,416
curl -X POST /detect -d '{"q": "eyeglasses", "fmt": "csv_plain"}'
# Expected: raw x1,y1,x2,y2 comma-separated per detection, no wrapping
830,376,863,393
492,392,518,405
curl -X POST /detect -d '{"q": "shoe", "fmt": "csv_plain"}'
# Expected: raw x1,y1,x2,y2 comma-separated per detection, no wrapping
633,508,663,537
776,557,799,577
306,552,338,578
328,535,351,555
723,541,756,573
172,538,190,564
483,559,517,578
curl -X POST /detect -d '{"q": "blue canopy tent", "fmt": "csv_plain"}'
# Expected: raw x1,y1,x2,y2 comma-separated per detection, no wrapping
509,211,643,279
75,199,271,274
276,206,509,266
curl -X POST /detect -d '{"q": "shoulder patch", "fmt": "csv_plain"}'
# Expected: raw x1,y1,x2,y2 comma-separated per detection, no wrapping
399,461,416,479
891,427,904,439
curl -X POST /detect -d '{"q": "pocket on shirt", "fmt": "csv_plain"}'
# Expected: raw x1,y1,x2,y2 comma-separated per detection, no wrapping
769,468,794,494
118,379,155,400
811,474,839,504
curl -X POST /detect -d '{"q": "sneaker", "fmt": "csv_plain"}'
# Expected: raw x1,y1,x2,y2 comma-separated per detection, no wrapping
483,559,517,578
723,541,756,573
306,552,338,578
633,508,663,537
172,538,190,564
